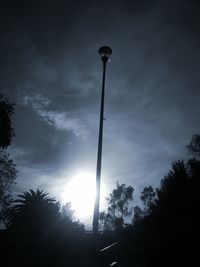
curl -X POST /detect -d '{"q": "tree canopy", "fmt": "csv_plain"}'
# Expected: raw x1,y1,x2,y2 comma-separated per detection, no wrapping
10,189,60,240
0,95,17,227
122,158,200,267
0,150,17,227
0,95,15,148
100,182,134,231
187,134,200,158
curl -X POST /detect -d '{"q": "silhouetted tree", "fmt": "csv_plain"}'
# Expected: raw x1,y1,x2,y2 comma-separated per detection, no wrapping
14,189,57,212
101,182,134,231
7,189,86,267
61,202,74,221
99,211,115,231
10,189,85,239
0,150,17,227
0,95,14,148
60,202,85,234
10,189,60,241
124,158,200,267
132,205,143,224
0,95,17,227
187,134,200,158
140,185,156,216
148,159,199,267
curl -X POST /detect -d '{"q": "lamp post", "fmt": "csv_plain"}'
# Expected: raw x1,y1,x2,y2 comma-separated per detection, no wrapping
93,46,112,234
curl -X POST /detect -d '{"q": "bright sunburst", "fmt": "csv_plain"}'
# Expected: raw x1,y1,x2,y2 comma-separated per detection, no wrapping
61,172,106,219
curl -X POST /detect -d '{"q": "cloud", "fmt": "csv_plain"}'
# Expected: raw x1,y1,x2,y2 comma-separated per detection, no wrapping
38,110,88,137
19,94,88,138
20,94,51,109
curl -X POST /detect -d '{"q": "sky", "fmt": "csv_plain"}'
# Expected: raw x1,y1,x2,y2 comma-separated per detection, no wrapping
1,0,200,225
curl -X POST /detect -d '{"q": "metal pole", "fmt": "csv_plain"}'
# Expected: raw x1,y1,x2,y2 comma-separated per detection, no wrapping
93,56,108,234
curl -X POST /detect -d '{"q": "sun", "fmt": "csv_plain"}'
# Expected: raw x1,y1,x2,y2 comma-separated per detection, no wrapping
61,172,106,219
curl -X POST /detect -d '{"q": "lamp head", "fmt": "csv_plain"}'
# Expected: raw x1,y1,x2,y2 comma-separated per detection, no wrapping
98,46,112,63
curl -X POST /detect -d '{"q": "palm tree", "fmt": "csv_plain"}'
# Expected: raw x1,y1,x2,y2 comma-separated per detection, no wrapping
14,189,57,213
10,189,60,240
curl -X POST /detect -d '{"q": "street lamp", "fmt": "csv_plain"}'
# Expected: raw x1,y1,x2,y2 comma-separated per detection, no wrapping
93,46,112,234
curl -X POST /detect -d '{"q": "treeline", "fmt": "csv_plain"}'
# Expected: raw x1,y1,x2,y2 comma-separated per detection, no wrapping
98,136,200,266
0,95,199,266
117,157,199,266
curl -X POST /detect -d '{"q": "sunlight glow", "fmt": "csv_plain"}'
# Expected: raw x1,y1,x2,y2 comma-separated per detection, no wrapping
61,172,106,219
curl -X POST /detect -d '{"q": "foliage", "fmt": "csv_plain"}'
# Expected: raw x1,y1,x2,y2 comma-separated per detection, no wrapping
0,95,16,227
140,185,156,216
123,158,200,267
14,189,57,212
9,189,85,241
0,95,15,148
4,189,86,266
132,205,143,223
60,202,85,233
187,134,200,158
61,202,75,221
132,186,156,224
0,150,17,226
101,182,134,231
140,186,156,207
107,182,134,218
10,189,60,240
99,211,114,231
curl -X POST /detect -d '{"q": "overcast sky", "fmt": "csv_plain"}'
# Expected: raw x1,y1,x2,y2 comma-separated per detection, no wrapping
1,0,200,224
